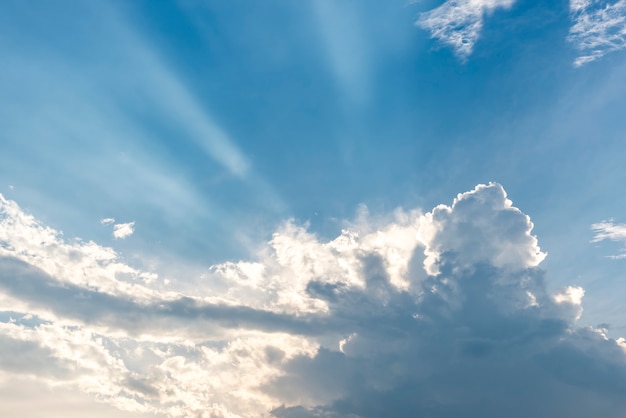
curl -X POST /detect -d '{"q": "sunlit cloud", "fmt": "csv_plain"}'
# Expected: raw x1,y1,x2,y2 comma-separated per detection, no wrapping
2,184,625,417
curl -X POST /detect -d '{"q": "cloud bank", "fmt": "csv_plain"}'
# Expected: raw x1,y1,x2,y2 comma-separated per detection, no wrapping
569,0,626,66
416,0,516,60
1,185,626,417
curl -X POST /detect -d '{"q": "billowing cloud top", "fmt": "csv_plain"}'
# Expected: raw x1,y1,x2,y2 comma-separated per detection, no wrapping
1,185,626,417
417,183,546,275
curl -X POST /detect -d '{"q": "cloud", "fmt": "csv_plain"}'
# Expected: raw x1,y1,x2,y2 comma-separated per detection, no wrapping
417,183,546,275
569,0,626,66
113,222,135,239
100,218,135,239
591,220,626,258
416,0,516,60
2,186,626,417
266,183,626,417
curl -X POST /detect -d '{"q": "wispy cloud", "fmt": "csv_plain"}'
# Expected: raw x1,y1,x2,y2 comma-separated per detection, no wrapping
417,0,516,60
591,220,626,258
569,0,626,66
2,186,626,416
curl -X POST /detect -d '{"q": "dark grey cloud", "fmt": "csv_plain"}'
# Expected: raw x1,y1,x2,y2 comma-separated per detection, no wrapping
0,256,335,337
266,184,626,418
1,184,625,417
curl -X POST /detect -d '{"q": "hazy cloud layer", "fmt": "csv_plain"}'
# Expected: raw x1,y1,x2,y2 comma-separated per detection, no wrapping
569,0,626,66
1,185,626,417
417,0,516,60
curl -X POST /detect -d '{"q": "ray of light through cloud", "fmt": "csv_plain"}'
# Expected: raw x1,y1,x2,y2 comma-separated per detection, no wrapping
312,0,372,105
2,1,626,417
0,1,286,265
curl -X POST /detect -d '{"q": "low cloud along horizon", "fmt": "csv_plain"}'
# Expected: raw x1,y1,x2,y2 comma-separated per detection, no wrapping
1,183,625,417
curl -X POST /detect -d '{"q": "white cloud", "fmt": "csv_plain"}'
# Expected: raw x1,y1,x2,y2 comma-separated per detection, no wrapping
100,218,115,225
113,222,135,239
417,182,546,275
591,220,626,258
416,0,516,60
2,187,626,417
569,0,626,66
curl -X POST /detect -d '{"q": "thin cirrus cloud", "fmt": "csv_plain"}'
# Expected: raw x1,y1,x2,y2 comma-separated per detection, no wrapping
1,185,626,417
591,220,626,258
569,0,626,66
416,0,516,60
416,0,626,66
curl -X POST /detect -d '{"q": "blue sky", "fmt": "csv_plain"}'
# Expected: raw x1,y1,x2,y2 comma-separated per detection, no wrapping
2,1,626,417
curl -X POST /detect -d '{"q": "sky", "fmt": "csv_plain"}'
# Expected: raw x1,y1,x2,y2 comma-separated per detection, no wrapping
1,0,626,416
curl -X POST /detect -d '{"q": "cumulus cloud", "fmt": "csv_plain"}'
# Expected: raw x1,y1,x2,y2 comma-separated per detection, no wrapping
1,186,626,417
113,221,135,239
569,0,626,66
100,217,135,239
591,220,626,258
416,0,516,60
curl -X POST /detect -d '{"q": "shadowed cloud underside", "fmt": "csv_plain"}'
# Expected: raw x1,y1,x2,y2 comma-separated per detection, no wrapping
1,184,625,417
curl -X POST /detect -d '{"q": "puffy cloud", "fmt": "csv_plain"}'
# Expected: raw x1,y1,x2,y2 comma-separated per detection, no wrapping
266,183,626,417
416,0,516,60
100,217,135,239
1,185,626,417
592,220,626,258
113,221,135,239
417,183,546,275
569,0,626,66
